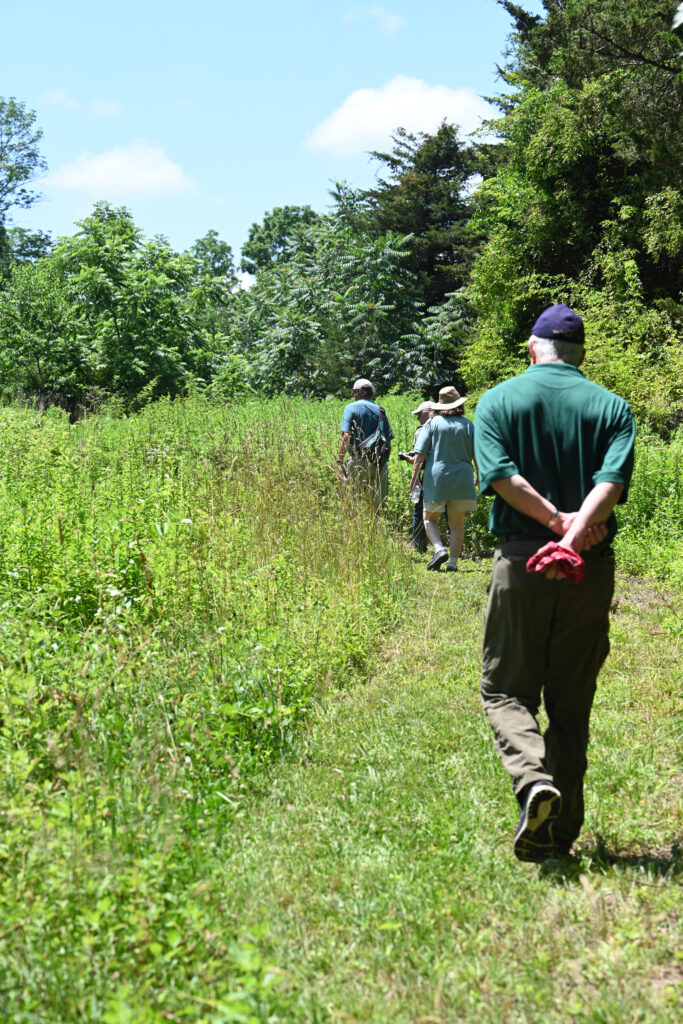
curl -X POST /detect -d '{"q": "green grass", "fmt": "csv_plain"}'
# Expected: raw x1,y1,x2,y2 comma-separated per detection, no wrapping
215,563,682,1023
0,396,415,1020
0,396,681,1022
612,430,683,588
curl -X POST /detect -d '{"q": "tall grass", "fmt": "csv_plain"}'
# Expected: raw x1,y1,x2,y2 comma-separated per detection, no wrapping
0,396,680,1020
0,395,415,1021
613,428,683,587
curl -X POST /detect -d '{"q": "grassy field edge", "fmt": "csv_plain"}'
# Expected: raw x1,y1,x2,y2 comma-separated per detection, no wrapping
217,560,682,1023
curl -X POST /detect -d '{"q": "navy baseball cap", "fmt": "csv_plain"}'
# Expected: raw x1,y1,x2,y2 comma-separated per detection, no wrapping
532,304,585,344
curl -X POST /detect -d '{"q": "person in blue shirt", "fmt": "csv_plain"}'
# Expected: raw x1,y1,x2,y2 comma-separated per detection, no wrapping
409,385,477,571
338,378,394,510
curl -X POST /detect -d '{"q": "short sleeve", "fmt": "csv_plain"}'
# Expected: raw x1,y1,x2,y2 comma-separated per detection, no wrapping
464,418,475,461
415,420,433,457
592,401,636,500
474,394,520,496
340,406,353,433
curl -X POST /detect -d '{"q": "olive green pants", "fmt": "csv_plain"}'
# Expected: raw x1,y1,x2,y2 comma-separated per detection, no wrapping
481,540,615,849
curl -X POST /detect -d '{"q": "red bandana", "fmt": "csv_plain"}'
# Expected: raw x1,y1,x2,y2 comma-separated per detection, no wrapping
526,542,586,583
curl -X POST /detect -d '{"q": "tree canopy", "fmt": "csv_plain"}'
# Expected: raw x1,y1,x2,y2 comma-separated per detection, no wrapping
231,215,423,396
0,97,47,218
353,123,482,310
460,0,683,429
1,5,682,431
0,98,49,283
0,204,244,413
240,205,323,275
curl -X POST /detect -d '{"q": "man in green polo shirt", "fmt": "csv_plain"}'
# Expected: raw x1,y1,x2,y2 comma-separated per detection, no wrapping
474,305,635,862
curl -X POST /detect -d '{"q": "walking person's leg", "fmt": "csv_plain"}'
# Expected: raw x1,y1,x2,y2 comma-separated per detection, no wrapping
412,492,427,551
423,503,448,570
445,506,466,571
481,543,563,861
423,514,444,549
481,548,554,794
361,461,387,513
444,501,476,571
377,461,389,509
543,550,615,852
448,510,466,558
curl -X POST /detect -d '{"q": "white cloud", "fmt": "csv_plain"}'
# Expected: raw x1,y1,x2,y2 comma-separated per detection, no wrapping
234,272,256,292
42,89,121,118
43,142,195,198
306,75,492,157
43,88,79,111
87,99,122,118
344,6,406,36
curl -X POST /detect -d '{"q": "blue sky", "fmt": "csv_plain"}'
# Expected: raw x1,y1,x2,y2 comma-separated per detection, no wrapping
4,1,543,275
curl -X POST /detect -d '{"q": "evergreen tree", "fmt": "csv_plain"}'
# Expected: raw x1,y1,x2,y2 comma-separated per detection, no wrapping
356,123,482,310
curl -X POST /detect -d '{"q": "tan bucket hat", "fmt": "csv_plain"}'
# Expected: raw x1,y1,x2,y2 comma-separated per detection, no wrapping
433,385,467,411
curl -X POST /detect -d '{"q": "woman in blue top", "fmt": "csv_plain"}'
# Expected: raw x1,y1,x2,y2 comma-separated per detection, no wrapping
409,385,477,571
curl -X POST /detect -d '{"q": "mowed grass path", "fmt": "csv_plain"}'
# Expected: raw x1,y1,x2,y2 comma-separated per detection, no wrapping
223,559,682,1023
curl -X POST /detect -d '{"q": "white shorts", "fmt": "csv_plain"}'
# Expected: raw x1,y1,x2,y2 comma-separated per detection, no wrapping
424,498,477,517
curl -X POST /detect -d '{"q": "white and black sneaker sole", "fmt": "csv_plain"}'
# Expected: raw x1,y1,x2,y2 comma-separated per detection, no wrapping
514,784,562,863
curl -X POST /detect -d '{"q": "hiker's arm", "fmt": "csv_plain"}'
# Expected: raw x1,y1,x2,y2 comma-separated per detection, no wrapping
491,474,611,550
491,475,574,536
490,474,608,547
541,482,623,580
337,432,350,474
338,432,350,459
409,453,425,490
558,482,624,554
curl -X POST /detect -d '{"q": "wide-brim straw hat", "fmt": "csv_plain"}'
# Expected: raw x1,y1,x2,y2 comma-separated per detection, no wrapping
433,385,467,411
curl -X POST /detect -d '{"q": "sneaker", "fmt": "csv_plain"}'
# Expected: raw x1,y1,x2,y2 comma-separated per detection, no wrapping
426,548,449,571
446,564,458,573
513,781,562,863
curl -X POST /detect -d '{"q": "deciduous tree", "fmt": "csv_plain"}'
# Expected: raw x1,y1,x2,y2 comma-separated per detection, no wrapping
232,217,424,396
461,0,683,430
240,205,323,275
0,204,242,412
0,97,47,218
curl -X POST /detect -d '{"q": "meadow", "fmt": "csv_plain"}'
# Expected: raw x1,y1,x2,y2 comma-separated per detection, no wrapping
0,395,680,1022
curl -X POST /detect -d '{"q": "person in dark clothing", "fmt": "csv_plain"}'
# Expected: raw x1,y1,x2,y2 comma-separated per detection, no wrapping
474,305,635,862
